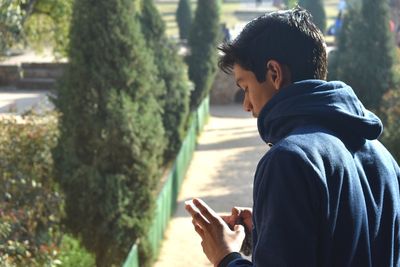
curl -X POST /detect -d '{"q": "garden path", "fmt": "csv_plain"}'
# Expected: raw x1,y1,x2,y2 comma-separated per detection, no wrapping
153,104,269,267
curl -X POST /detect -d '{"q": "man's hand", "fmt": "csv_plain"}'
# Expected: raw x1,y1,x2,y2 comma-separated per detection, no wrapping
221,207,253,232
185,198,245,266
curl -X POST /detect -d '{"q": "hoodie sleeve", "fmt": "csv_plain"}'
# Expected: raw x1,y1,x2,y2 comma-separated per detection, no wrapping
219,146,324,267
251,146,323,266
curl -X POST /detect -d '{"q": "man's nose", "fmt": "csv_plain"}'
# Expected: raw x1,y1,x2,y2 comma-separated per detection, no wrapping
242,94,252,112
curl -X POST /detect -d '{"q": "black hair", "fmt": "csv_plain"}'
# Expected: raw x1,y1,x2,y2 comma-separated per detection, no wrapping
218,7,327,82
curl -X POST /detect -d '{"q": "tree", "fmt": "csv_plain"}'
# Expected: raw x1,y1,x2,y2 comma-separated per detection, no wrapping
298,0,326,33
24,0,73,57
176,0,192,40
0,0,73,57
0,0,24,54
140,0,190,162
332,0,395,111
53,0,165,266
187,0,221,110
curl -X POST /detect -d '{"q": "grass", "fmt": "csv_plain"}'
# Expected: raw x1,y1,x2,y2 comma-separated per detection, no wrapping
155,0,340,42
156,1,254,38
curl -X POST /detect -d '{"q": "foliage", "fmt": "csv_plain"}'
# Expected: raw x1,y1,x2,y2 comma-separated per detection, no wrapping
58,235,95,267
0,114,63,266
284,0,297,8
24,0,73,57
381,57,400,164
176,0,192,40
187,0,221,110
53,0,165,266
381,88,400,163
0,0,26,54
139,0,191,163
331,0,396,111
298,0,326,32
0,0,73,57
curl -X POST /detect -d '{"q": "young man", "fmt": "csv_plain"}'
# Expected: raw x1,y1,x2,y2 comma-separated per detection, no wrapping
185,7,400,267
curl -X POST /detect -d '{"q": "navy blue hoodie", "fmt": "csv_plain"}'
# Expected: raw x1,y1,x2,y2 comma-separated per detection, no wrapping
221,80,400,267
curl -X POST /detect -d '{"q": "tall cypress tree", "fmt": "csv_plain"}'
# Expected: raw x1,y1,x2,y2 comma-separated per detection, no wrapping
298,0,326,33
176,0,192,40
53,0,165,266
139,0,190,162
187,0,221,110
334,0,395,110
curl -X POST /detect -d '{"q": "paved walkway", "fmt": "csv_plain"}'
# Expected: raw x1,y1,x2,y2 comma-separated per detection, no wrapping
154,104,269,267
0,89,53,114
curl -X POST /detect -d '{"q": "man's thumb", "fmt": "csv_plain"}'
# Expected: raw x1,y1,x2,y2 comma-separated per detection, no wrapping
234,224,245,233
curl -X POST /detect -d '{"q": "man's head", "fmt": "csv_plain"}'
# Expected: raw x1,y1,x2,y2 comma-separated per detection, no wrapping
219,7,327,82
218,7,327,117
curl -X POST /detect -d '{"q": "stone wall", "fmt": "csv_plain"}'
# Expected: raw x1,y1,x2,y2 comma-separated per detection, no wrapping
0,65,21,86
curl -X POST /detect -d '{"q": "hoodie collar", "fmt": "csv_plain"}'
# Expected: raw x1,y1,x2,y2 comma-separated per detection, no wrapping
257,80,383,145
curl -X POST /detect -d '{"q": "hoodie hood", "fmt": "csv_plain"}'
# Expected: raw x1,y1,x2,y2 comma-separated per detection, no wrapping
257,80,383,146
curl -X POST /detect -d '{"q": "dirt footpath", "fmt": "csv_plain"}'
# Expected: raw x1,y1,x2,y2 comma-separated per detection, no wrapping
153,104,269,267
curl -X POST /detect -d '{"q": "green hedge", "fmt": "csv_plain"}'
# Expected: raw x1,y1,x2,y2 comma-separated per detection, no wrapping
123,96,209,267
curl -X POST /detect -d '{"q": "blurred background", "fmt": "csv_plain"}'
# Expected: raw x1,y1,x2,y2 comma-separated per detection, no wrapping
0,0,399,266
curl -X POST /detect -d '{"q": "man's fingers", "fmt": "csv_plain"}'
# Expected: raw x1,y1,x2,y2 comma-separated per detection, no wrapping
241,209,252,219
194,223,205,238
232,207,240,217
192,198,220,224
185,200,209,228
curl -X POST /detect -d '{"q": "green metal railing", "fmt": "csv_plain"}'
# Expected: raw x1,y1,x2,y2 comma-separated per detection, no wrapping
123,96,209,267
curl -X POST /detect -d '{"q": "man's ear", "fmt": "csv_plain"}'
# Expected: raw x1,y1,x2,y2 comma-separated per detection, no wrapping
266,60,291,90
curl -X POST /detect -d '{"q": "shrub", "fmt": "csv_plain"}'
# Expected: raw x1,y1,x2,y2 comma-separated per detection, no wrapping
0,114,63,266
187,0,221,110
176,0,192,40
139,0,191,162
381,88,400,163
332,0,396,111
53,0,165,266
58,234,95,267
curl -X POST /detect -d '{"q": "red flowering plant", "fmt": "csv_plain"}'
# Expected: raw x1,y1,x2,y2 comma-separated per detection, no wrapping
0,113,64,266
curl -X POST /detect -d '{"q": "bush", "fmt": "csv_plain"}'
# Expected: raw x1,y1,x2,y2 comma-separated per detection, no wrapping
298,0,326,33
24,0,74,57
58,234,95,267
381,88,400,163
0,114,63,266
53,0,166,266
0,0,73,57
332,0,395,111
140,0,191,163
187,0,221,110
176,0,192,40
